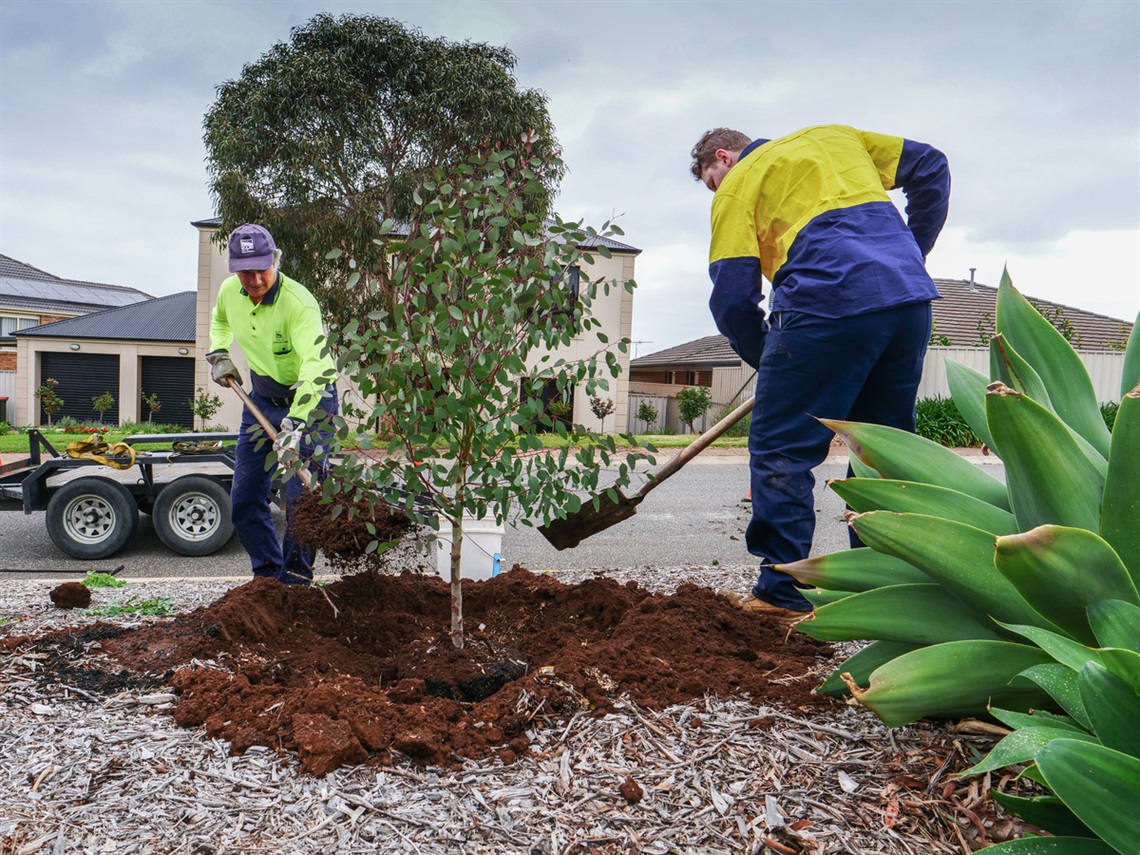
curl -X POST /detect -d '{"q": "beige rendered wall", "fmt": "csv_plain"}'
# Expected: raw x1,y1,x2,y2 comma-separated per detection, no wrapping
17,337,194,426
195,227,248,430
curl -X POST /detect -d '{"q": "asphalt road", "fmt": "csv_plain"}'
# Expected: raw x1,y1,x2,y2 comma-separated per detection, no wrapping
0,451,1004,582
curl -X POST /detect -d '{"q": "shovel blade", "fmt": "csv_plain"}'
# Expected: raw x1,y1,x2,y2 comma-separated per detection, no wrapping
538,489,643,550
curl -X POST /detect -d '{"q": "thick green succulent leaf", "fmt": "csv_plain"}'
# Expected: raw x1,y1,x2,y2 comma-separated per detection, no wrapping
853,640,1052,726
999,621,1107,672
1079,662,1140,756
1019,663,1089,729
945,359,998,452
989,792,1094,841
830,477,1018,535
776,547,929,592
991,333,1053,409
817,639,924,697
995,273,1111,456
1098,647,1140,691
963,725,1098,776
991,707,1084,734
981,837,1113,854
848,453,881,479
1118,312,1139,400
986,387,1105,532
995,527,1138,646
821,419,1010,509
1101,389,1140,580
1035,739,1140,854
802,587,853,607
851,512,1046,628
1087,600,1140,654
797,583,1003,644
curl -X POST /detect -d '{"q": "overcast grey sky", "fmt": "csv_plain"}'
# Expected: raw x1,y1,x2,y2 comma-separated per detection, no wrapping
2,0,1137,356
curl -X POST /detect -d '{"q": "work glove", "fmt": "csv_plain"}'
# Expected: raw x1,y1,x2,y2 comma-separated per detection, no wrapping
274,417,304,457
205,351,242,388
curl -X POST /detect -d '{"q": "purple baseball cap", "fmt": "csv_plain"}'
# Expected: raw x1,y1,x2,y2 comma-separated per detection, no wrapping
227,224,277,272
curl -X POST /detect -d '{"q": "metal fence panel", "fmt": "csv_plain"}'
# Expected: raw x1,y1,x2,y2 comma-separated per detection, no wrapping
0,370,15,424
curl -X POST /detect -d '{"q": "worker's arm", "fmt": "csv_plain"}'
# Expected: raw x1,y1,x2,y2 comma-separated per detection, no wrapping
860,130,951,257
708,192,768,369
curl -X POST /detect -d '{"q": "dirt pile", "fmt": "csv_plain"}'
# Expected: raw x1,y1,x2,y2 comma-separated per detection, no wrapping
77,570,833,775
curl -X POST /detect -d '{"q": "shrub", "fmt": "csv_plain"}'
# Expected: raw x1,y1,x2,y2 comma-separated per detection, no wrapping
676,386,713,433
635,400,659,433
778,271,1139,852
914,396,981,447
709,401,751,438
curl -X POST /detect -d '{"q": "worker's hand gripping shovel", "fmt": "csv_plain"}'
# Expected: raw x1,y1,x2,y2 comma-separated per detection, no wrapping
226,378,313,489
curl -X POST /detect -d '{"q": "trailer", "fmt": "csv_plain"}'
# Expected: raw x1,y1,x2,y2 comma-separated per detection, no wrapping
0,429,241,560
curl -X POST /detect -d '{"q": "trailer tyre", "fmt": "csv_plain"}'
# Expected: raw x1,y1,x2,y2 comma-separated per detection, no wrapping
153,475,234,556
46,477,139,560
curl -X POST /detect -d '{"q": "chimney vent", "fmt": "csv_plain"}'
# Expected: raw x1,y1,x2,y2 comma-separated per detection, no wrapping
969,268,977,292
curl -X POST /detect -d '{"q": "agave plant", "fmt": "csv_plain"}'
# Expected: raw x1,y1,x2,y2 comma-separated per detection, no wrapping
775,271,1138,853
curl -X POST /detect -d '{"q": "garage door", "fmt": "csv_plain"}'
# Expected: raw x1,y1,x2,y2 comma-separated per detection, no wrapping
140,356,195,429
40,352,120,424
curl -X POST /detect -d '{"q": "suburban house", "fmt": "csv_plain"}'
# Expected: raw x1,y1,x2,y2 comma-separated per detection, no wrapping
189,218,640,432
629,276,1134,433
1,254,152,425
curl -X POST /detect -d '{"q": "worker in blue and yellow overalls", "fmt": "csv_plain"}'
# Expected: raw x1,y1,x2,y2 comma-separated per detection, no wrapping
691,125,950,620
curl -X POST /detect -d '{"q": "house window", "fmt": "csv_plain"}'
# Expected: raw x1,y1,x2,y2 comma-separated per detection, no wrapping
1,316,37,336
560,266,580,302
666,371,676,384
686,370,697,385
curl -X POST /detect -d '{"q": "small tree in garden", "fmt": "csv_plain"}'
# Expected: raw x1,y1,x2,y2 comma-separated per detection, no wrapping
91,391,115,424
676,386,713,433
589,396,616,433
189,388,222,431
316,141,651,649
35,378,63,427
636,400,659,433
142,391,162,423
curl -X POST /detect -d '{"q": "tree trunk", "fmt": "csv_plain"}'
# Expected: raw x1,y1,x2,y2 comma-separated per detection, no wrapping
450,524,464,649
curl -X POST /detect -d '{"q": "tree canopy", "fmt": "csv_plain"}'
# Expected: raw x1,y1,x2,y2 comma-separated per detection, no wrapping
203,13,562,322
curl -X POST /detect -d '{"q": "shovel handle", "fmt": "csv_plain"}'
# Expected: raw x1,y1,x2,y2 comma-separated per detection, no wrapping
637,395,755,495
227,378,312,489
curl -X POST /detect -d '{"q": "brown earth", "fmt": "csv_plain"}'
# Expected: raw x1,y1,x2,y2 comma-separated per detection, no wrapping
16,569,835,776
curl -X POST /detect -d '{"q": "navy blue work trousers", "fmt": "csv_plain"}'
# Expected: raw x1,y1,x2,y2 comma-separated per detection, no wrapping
747,302,932,610
231,388,338,585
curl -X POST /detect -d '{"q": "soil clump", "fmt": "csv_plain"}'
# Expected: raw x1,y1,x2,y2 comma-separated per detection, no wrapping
18,570,834,775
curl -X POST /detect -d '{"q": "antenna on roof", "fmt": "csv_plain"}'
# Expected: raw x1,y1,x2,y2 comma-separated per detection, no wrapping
968,268,977,292
631,340,653,358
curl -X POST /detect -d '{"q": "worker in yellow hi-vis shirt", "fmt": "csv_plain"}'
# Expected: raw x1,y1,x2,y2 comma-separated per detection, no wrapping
206,223,338,585
691,125,950,620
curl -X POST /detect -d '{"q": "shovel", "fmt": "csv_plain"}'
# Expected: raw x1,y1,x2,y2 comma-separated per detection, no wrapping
539,394,755,550
226,378,313,489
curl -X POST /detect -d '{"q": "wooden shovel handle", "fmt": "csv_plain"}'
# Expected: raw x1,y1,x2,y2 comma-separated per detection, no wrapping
635,395,754,497
227,378,312,489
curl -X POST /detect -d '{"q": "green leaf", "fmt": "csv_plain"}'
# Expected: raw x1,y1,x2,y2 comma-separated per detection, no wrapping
1087,600,1140,653
1120,313,1140,399
853,640,1053,726
1101,390,1140,581
1099,647,1140,691
991,334,1053,409
821,419,1010,509
980,833,1109,854
945,360,998,452
850,512,1045,628
989,792,1094,841
816,639,924,697
797,583,1004,644
986,387,1105,532
776,547,929,592
995,527,1138,646
998,621,1106,673
1019,664,1089,729
963,725,1098,776
830,477,1018,535
1079,662,1140,755
996,272,1111,456
1035,739,1140,853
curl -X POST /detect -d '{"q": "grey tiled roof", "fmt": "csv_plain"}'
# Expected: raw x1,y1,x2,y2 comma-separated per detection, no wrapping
630,333,741,368
15,291,196,342
632,278,1135,368
192,217,642,254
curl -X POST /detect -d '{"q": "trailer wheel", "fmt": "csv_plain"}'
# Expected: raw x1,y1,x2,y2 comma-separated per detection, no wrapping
153,475,234,556
46,477,139,560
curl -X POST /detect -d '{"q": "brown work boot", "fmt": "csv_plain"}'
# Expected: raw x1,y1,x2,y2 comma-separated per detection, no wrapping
718,590,811,623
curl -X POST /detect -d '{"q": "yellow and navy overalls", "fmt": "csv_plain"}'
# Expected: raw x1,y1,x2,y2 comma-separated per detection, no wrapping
708,124,950,609
209,272,338,584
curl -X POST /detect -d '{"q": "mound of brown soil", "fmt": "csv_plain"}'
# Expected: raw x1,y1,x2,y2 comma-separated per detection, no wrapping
86,570,832,775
